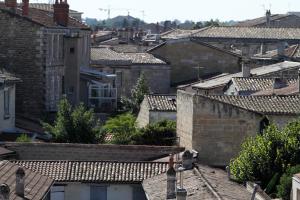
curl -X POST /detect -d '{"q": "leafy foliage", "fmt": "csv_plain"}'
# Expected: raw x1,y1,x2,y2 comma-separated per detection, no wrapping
132,120,176,146
102,113,176,146
121,73,150,114
16,134,31,142
43,98,103,143
103,113,137,145
277,165,300,200
230,121,300,188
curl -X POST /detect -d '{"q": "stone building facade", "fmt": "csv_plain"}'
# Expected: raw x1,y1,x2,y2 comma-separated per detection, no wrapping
90,48,170,98
149,38,242,85
177,90,300,166
0,0,90,118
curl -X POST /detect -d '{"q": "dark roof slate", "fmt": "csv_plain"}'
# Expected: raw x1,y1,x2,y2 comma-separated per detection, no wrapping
13,160,169,183
0,160,54,200
146,95,176,111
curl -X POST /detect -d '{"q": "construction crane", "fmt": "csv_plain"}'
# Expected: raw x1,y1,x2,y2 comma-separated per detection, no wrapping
99,7,145,21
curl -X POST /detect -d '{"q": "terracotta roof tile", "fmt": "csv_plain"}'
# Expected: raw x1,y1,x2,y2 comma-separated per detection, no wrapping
13,160,169,183
161,29,204,40
122,53,166,65
0,3,88,29
192,26,300,40
146,95,176,111
232,77,297,92
204,95,300,115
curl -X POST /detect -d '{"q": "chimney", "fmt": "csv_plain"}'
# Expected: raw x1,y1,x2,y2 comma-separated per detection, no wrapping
5,0,17,12
22,0,29,16
277,42,286,59
176,167,187,200
166,154,176,199
16,167,25,197
242,60,251,78
53,0,69,27
260,43,267,55
182,150,193,170
266,10,271,27
0,184,10,200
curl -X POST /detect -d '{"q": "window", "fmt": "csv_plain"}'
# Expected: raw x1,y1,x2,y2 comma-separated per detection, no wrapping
90,186,107,200
50,186,64,200
259,117,270,134
3,88,10,119
70,47,75,54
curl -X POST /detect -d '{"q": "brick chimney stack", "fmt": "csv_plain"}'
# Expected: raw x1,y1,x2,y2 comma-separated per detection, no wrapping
53,0,69,27
22,0,29,16
5,0,17,12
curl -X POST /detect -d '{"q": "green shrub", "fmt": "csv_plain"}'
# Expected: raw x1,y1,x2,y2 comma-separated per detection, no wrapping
132,120,176,146
103,113,137,145
16,134,31,142
230,121,300,188
277,165,300,200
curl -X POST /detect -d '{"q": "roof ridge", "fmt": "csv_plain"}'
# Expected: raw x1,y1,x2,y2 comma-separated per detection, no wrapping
14,160,169,164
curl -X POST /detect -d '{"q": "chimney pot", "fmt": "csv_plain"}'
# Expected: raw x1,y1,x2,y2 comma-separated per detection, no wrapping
53,0,69,27
176,188,187,200
22,0,29,16
5,0,17,12
0,184,10,200
166,154,176,199
16,167,25,197
266,10,271,27
182,150,193,170
242,60,251,78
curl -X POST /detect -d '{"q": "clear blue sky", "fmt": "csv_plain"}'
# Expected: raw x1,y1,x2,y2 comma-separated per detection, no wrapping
40,0,300,23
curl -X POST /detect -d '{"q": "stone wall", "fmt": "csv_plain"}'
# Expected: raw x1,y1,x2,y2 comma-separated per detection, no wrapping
177,90,300,166
151,39,241,85
0,11,46,117
1,142,184,161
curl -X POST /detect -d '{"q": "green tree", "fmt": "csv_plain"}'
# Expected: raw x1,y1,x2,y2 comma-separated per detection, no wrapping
277,165,300,200
16,134,31,142
230,121,300,188
103,113,137,145
132,120,176,146
43,98,103,143
121,73,150,114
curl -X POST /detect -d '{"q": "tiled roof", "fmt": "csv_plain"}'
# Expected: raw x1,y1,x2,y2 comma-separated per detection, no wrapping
91,48,167,65
161,29,204,40
143,165,252,200
146,95,176,111
122,53,166,65
192,61,300,89
29,3,82,14
112,44,154,53
0,160,54,200
13,160,169,183
204,95,300,115
0,3,88,29
91,47,132,65
253,82,299,96
232,77,297,92
192,26,300,40
254,44,300,59
236,14,297,27
0,147,14,158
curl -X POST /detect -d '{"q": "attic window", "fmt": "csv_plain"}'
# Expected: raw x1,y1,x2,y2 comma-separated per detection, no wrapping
70,47,75,54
